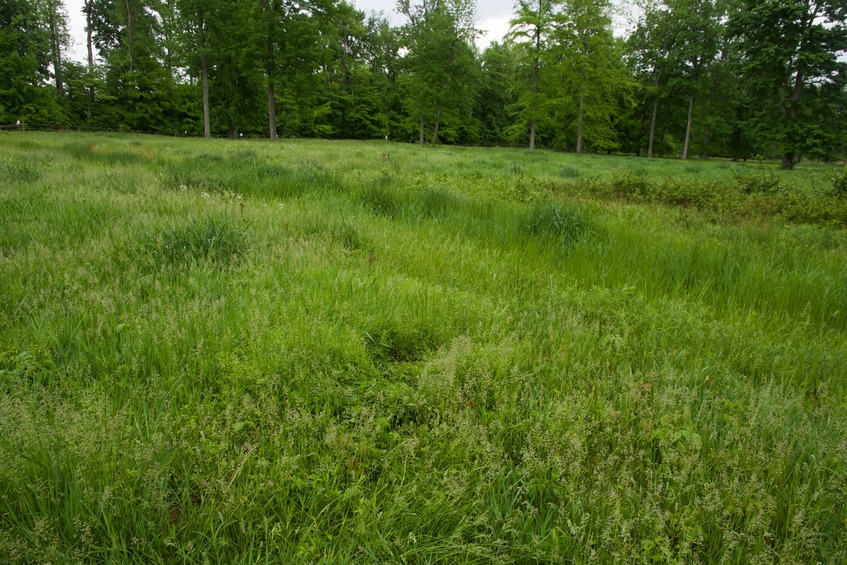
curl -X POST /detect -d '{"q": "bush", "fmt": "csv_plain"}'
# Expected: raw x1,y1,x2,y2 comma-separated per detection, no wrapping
830,170,847,199
735,171,785,195
610,171,653,200
657,178,728,210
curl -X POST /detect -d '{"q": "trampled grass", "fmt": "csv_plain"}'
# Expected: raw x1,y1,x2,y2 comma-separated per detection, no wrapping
1,132,846,563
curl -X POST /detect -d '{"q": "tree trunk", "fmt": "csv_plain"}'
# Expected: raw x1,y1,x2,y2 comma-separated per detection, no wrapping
228,122,238,140
126,0,133,73
529,113,537,152
529,29,541,151
682,92,695,160
648,95,659,158
86,1,94,71
576,71,585,154
432,99,442,144
202,57,211,138
648,72,660,158
85,0,94,123
49,1,63,94
267,82,277,141
419,115,425,145
782,66,804,170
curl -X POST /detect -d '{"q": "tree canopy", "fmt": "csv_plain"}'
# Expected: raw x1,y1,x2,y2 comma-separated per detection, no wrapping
2,0,845,164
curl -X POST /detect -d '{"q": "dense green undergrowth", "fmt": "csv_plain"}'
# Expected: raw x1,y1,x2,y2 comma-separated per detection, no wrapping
1,133,846,563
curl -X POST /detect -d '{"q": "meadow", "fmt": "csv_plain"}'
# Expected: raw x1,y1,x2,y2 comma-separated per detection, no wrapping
1,132,846,563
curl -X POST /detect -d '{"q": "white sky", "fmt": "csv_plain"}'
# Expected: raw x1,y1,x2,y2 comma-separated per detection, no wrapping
63,0,516,63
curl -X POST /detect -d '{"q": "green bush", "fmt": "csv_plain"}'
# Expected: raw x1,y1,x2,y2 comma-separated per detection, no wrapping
735,171,785,195
611,171,653,200
830,170,847,199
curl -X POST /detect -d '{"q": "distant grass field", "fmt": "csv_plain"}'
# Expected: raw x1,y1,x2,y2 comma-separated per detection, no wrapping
1,132,846,563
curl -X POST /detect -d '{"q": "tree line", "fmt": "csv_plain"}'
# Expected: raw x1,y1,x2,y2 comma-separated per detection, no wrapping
2,0,845,167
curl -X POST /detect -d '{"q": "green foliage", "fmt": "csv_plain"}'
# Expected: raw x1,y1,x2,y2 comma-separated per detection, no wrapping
735,170,785,195
831,170,847,199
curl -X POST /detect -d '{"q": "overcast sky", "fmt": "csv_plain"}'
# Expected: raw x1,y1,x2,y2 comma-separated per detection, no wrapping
63,0,517,63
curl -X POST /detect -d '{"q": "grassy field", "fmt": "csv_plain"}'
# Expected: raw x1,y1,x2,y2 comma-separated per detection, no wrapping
1,132,846,563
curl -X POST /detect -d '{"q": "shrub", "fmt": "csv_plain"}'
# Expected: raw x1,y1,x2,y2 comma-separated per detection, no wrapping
735,171,785,195
830,170,847,199
610,171,653,200
658,178,719,209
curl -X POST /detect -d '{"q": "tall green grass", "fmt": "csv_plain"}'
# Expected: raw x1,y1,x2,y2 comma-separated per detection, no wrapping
0,132,845,563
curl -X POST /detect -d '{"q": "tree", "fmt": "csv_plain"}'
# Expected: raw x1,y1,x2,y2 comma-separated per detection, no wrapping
731,0,847,168
176,0,213,136
628,2,676,157
89,0,174,131
552,0,632,153
319,3,393,139
0,0,68,124
40,0,69,95
665,0,721,160
507,0,559,150
476,42,516,145
398,0,480,144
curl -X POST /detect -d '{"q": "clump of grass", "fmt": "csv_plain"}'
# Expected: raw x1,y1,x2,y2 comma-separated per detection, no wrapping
524,201,593,251
296,164,341,193
302,217,367,252
0,159,41,183
160,162,235,193
558,165,581,178
142,216,248,268
415,186,466,219
357,181,402,217
364,319,439,364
